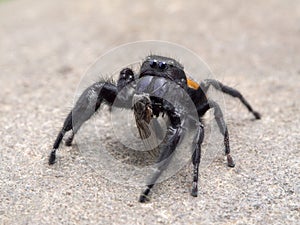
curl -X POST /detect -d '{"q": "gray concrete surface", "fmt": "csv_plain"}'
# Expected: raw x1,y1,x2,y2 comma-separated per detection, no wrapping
0,0,299,224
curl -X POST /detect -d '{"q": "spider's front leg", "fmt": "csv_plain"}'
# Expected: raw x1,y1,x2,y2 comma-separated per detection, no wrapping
139,108,182,203
48,68,135,165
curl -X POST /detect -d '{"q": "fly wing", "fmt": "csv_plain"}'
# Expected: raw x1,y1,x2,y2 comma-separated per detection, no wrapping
135,116,160,157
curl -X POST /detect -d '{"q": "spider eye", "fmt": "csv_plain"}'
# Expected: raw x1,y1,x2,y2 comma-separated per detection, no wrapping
158,61,167,70
149,60,157,68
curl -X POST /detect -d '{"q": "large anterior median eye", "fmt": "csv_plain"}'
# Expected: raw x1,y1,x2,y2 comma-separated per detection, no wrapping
149,60,157,68
158,61,167,70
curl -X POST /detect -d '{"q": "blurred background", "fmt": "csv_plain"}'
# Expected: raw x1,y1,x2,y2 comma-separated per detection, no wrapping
0,0,299,224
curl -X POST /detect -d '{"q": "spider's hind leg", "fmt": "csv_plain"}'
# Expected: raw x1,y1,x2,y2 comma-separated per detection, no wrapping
191,123,205,197
207,100,235,167
201,79,261,119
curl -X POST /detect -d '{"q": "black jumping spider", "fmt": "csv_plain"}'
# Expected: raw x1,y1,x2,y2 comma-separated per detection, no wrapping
49,55,261,202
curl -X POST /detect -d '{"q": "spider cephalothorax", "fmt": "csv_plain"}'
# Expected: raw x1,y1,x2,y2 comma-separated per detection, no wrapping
49,55,261,202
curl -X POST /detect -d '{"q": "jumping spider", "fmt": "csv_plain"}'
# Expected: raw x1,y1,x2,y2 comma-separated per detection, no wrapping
49,55,261,202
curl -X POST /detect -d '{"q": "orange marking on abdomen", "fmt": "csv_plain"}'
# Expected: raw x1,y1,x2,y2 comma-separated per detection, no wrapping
187,78,200,90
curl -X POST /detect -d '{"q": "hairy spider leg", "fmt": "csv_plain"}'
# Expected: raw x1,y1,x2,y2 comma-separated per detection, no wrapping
139,108,182,202
191,123,205,197
206,100,235,167
49,68,136,165
200,79,261,119
48,82,117,164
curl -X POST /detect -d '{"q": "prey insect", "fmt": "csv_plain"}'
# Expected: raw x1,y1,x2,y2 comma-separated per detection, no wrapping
48,55,261,202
